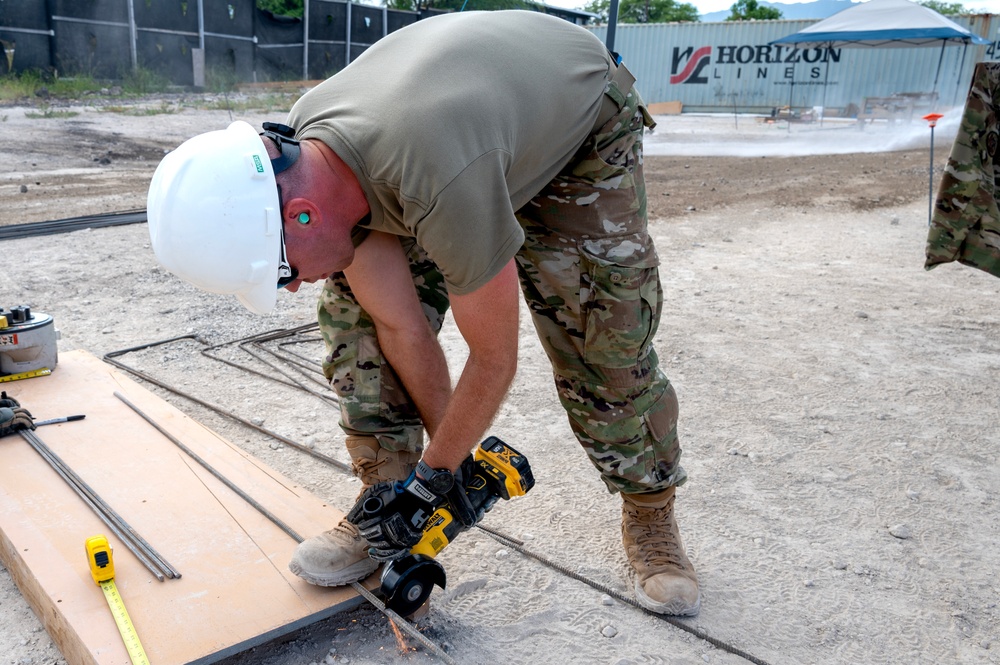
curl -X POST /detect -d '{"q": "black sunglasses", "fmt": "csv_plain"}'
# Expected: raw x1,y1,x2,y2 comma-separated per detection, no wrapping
261,122,301,289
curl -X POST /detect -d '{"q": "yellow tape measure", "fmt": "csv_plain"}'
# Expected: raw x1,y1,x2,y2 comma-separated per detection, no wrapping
0,367,51,383
85,535,151,665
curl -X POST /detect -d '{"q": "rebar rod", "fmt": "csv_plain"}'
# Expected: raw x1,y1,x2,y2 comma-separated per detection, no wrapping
105,326,769,664
114,391,305,544
112,392,455,664
19,429,177,581
104,347,350,473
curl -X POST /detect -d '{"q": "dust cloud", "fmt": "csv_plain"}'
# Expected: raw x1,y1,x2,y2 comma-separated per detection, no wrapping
644,107,962,157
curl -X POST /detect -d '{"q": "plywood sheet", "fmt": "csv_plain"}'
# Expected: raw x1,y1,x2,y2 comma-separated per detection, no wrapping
0,350,365,665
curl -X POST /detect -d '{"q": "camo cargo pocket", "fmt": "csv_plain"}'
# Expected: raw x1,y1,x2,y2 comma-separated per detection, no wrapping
318,276,384,421
580,233,661,369
325,329,386,420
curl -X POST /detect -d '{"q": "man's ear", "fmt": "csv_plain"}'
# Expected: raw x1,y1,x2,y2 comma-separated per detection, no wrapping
285,198,320,229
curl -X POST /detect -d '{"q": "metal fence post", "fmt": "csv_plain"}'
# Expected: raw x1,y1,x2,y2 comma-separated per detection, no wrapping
303,0,310,80
127,0,137,71
198,0,205,49
345,1,352,67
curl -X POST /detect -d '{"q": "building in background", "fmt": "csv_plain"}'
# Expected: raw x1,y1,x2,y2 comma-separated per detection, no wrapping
1,0,994,114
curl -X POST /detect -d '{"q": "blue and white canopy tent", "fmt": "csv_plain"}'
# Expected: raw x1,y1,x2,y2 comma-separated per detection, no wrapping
769,0,990,119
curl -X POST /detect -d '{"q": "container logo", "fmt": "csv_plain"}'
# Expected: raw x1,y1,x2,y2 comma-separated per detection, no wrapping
671,46,712,85
671,44,841,86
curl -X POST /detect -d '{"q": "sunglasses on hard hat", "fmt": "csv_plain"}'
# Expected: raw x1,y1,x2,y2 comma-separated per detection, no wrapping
261,122,301,289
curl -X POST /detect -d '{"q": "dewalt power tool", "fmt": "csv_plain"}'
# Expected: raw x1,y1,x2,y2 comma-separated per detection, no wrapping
375,436,534,615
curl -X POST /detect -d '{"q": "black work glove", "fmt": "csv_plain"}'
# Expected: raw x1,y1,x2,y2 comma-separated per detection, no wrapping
0,391,21,409
0,405,35,437
347,472,448,562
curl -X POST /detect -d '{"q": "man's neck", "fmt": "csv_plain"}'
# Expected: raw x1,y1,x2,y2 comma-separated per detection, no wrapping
304,138,370,228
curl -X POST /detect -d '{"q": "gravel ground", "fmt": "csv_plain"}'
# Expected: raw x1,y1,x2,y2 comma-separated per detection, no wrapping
2,97,998,665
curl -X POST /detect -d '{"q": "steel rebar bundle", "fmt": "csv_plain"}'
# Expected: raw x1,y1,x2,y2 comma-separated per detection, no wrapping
18,428,180,582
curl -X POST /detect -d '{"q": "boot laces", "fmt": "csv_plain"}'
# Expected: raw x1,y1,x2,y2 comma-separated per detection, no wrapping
626,503,684,569
329,515,363,542
352,456,387,487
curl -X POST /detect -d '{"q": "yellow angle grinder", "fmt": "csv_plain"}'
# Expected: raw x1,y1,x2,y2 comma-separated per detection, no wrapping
378,437,534,616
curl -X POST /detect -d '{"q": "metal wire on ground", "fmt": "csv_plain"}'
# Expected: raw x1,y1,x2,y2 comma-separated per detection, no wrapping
474,524,772,665
104,335,350,474
104,327,769,665
111,391,456,665
0,210,146,241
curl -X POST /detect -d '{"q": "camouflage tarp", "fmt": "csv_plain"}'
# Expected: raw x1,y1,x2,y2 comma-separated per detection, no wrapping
925,61,1000,278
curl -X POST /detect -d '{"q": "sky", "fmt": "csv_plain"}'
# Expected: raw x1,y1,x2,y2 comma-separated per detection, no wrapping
541,0,1000,16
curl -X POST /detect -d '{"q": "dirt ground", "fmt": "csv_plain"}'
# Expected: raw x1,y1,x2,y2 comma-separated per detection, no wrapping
1,96,999,665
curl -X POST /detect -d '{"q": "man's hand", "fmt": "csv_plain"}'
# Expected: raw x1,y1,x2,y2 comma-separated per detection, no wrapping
0,406,35,437
347,472,449,561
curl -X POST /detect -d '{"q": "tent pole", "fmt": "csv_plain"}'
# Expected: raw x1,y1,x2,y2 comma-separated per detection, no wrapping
820,42,832,128
606,0,620,52
932,40,946,110
953,41,968,109
787,49,795,133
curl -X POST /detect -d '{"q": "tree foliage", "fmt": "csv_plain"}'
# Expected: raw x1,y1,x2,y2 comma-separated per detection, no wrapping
725,0,782,20
582,0,699,23
917,0,967,14
394,0,539,10
259,0,538,14
257,0,304,18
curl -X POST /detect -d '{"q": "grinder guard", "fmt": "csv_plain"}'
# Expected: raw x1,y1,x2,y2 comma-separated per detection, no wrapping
380,554,446,616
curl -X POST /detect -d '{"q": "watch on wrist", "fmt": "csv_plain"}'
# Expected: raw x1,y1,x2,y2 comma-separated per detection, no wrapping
415,460,455,494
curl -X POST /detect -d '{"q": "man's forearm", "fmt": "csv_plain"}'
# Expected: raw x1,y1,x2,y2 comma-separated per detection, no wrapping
420,260,521,471
375,322,451,439
378,325,514,471
420,353,516,471
349,246,521,473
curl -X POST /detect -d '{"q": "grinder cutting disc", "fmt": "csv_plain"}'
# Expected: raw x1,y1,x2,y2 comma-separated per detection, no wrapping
380,554,446,616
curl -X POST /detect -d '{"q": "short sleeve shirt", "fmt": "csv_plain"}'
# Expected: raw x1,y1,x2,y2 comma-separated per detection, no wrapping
286,10,613,295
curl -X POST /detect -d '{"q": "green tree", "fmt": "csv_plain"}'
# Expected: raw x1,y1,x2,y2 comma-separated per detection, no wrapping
725,0,782,20
397,0,539,10
257,0,304,17
582,0,699,23
918,0,967,14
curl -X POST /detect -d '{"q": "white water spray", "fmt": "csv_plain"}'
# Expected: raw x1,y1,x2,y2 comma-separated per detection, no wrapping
643,108,962,158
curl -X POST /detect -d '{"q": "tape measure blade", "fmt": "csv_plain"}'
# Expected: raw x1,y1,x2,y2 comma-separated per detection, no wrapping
100,580,151,665
0,367,52,382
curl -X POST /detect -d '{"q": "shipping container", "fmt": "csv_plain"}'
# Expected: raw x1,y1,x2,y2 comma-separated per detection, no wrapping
589,14,998,115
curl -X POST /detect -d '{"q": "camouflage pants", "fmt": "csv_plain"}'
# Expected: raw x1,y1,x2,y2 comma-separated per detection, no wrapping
925,61,1000,278
318,82,686,495
318,246,449,454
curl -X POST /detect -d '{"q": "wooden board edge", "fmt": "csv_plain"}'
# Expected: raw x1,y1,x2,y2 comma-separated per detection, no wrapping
185,595,368,665
0,526,97,665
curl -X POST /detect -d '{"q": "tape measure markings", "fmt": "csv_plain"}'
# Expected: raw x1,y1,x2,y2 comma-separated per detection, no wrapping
86,535,151,665
0,367,52,383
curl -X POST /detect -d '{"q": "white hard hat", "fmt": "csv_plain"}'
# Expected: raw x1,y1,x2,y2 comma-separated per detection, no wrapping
147,120,297,315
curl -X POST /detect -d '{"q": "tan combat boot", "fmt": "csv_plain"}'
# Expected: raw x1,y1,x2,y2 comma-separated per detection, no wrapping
288,436,420,587
621,486,701,616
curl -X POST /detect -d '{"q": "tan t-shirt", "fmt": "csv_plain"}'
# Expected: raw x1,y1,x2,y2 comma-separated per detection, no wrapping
286,10,613,295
